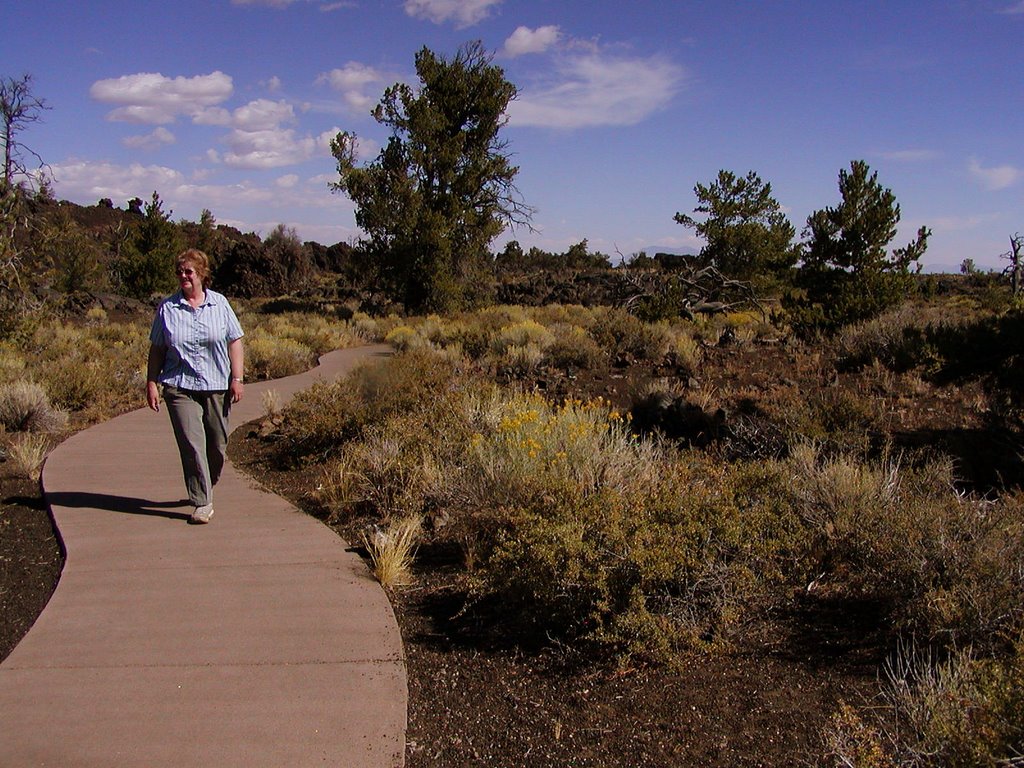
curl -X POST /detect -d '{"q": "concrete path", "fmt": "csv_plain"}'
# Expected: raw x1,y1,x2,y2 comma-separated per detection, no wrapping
0,344,405,767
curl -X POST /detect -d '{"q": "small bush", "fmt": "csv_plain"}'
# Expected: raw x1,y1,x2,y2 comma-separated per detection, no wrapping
784,444,1024,649
281,348,467,461
490,319,554,355
545,323,604,370
261,389,283,418
0,380,66,433
384,324,431,352
0,344,26,384
246,332,316,380
491,343,544,377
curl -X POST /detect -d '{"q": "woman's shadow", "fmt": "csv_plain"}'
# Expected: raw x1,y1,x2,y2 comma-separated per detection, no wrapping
45,492,192,521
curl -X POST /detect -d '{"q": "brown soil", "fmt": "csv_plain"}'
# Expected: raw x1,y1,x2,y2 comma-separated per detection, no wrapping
3,334,1014,766
0,469,63,662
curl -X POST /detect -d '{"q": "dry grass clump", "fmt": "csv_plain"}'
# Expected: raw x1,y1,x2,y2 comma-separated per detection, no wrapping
835,305,957,373
317,417,451,521
350,311,382,341
238,309,360,358
5,433,51,481
0,380,67,433
362,515,422,588
281,348,469,463
236,308,362,381
21,320,149,420
384,324,432,352
0,343,26,384
84,306,107,325
489,319,554,354
589,306,674,360
261,388,283,418
491,343,544,377
783,443,1024,649
375,304,699,378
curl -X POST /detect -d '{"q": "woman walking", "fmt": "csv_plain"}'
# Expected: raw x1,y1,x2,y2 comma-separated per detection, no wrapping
146,249,245,524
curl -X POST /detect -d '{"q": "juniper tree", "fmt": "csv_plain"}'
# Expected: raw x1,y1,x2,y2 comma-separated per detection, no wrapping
330,41,532,312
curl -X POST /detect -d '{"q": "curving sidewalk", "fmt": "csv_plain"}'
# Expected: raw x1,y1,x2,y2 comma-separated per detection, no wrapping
0,344,405,767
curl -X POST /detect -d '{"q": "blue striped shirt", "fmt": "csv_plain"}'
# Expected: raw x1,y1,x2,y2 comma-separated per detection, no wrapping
149,289,244,391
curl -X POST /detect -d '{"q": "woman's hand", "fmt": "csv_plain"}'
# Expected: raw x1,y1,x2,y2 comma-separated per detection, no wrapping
146,380,161,412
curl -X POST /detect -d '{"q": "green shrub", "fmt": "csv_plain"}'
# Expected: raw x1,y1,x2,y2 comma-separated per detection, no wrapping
245,332,317,380
825,640,1024,767
589,307,673,360
545,323,604,370
784,444,1024,649
472,452,801,660
280,348,468,461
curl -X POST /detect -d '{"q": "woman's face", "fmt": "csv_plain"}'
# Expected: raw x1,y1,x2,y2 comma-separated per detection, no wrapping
176,261,203,294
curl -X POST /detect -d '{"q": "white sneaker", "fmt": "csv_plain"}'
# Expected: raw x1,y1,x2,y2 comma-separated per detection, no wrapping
191,504,214,524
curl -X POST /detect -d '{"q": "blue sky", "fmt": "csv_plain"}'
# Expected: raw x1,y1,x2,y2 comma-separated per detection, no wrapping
3,0,1022,271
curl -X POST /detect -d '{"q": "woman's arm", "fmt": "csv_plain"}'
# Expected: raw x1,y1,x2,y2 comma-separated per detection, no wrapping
228,337,245,404
146,344,166,412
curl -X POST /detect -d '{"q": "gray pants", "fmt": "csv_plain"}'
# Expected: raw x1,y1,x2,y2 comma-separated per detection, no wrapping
163,386,230,508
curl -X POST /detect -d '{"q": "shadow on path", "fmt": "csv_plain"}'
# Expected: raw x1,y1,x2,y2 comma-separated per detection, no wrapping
45,491,191,520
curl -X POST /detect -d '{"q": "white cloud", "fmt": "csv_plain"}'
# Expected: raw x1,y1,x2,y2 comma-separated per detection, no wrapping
317,62,392,112
264,76,282,93
232,98,295,131
315,128,343,154
968,157,1021,191
122,126,177,151
502,25,561,58
276,174,300,188
403,0,501,28
50,159,186,203
509,53,686,129
998,1,1024,13
193,107,232,126
221,127,319,169
90,71,234,124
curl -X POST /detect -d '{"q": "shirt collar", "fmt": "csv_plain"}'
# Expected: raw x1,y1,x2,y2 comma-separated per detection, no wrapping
173,289,218,307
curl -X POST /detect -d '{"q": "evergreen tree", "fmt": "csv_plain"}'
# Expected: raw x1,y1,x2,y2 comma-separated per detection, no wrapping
331,41,531,312
787,160,929,334
674,170,797,281
113,191,182,300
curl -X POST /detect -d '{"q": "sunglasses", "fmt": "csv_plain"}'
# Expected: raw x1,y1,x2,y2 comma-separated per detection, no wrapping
176,268,196,277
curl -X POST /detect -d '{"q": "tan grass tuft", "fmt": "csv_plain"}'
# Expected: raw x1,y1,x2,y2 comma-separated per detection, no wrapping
261,388,283,418
362,515,421,588
7,433,50,481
